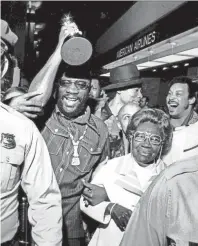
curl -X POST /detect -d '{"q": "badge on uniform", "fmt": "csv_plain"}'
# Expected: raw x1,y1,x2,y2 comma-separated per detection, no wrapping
1,133,16,149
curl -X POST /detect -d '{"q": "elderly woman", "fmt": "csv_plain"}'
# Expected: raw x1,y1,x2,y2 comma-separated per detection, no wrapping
80,108,173,246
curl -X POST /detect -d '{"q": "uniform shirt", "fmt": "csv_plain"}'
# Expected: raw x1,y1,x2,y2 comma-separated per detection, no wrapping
41,106,109,238
120,155,198,246
0,102,62,245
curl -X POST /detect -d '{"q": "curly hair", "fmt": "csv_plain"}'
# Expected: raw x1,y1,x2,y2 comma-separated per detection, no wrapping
126,108,173,157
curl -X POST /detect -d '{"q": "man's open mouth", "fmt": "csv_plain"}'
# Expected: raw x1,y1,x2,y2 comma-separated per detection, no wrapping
63,96,79,106
168,101,179,108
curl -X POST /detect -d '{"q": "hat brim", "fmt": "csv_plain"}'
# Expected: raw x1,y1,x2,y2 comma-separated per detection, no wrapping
103,78,142,91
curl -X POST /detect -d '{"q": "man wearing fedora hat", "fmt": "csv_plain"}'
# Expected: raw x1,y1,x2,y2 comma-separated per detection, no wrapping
1,19,63,246
103,63,143,113
102,63,143,158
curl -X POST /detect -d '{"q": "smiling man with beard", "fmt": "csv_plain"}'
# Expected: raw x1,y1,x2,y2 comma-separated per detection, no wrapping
57,70,91,119
41,65,109,246
163,76,198,165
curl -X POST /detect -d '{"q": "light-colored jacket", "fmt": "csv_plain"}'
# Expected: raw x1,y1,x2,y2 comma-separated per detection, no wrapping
120,155,198,246
0,103,62,246
80,154,166,246
163,121,198,165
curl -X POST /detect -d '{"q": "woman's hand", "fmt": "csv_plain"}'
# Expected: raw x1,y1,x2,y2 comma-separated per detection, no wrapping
110,204,132,232
82,180,109,206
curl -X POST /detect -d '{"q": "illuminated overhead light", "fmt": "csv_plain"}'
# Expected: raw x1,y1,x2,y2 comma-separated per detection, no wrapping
100,72,110,77
137,61,165,67
34,30,38,35
152,69,157,72
172,65,178,68
163,67,168,71
154,55,192,63
178,48,198,57
184,63,189,67
137,66,148,71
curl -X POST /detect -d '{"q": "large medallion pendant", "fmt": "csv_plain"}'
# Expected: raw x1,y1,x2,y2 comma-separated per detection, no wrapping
71,143,80,166
71,157,80,166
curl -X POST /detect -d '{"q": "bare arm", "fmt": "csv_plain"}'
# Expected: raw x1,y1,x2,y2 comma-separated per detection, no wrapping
28,24,78,106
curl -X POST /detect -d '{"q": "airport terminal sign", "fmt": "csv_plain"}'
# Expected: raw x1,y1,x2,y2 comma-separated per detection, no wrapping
116,31,157,59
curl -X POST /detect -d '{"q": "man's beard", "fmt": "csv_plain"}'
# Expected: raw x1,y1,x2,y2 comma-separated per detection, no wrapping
57,97,87,119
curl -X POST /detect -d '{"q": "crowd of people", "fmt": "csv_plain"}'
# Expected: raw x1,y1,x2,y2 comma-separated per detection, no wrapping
1,18,198,246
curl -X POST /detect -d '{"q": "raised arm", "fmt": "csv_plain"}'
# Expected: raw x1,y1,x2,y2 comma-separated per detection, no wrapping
28,23,78,107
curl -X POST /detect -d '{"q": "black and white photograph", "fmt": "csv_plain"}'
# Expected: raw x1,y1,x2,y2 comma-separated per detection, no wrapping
1,1,198,246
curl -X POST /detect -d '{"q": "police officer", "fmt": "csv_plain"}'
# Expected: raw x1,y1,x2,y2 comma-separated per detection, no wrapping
1,19,62,246
120,155,198,246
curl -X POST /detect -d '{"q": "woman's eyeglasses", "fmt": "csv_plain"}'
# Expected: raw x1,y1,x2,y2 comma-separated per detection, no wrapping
133,131,163,145
59,79,90,90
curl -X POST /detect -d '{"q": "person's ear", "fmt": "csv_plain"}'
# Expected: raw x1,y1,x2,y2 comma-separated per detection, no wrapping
53,86,58,99
189,96,196,105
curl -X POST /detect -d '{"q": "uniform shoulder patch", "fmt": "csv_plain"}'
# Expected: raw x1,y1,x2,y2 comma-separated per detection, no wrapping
1,133,16,149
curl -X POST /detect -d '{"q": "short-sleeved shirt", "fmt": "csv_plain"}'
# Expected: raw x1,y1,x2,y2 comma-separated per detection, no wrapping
120,155,198,246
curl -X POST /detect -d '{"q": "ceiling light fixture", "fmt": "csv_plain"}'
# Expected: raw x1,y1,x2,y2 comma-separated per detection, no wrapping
152,69,157,72
163,67,168,71
178,48,198,57
100,72,110,77
137,61,165,67
184,63,189,67
154,55,192,63
137,66,148,71
172,65,178,68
